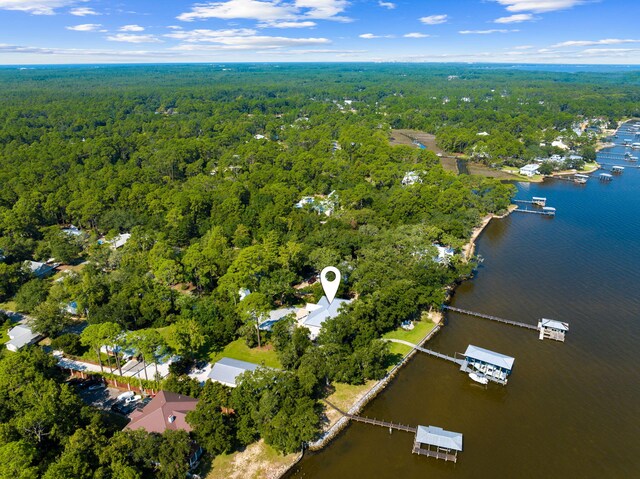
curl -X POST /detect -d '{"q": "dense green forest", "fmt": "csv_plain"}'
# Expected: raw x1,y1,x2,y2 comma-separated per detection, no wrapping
1,64,638,477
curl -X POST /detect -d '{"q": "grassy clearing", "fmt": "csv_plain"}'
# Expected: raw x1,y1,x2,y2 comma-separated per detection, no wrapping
500,167,544,182
382,320,438,368
325,380,376,413
210,339,281,369
0,301,18,312
206,440,298,479
383,319,436,344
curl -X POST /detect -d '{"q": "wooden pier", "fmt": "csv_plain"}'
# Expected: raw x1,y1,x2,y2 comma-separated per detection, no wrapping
323,400,462,463
383,338,464,366
443,305,538,330
412,444,458,462
513,206,555,216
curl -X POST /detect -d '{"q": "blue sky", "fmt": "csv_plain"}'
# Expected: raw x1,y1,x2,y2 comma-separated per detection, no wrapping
0,0,639,64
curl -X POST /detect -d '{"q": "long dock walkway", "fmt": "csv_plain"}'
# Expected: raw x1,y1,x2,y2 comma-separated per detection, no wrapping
324,399,417,433
383,338,464,366
443,305,537,330
513,208,555,216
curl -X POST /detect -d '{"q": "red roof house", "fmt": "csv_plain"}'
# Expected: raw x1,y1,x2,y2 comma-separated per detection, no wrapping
126,390,198,434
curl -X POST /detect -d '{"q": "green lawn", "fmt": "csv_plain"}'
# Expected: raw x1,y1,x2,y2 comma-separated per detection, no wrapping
0,328,9,345
383,319,436,344
210,339,281,369
383,320,438,366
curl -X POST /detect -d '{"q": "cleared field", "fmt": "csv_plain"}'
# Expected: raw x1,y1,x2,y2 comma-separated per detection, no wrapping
390,129,458,173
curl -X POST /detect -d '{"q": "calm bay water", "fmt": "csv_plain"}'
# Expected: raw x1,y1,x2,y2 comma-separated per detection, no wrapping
287,123,640,478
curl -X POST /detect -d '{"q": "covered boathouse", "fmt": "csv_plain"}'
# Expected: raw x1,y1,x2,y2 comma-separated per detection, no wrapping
461,345,515,385
413,425,463,463
538,318,569,342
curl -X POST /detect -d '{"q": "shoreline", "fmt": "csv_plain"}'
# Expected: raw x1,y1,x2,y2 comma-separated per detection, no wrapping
277,206,515,477
276,314,444,478
464,205,516,261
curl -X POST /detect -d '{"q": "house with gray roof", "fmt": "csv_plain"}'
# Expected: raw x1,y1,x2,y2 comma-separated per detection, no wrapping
299,296,352,340
6,324,42,352
207,357,260,387
25,260,56,278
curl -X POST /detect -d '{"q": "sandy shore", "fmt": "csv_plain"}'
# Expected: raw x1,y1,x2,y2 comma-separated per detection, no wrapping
463,205,516,260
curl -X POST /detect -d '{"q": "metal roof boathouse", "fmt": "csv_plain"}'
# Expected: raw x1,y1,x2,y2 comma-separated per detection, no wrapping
413,425,463,463
460,344,515,386
538,318,569,342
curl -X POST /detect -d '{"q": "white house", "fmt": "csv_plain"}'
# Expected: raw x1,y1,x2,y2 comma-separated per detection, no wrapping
98,233,131,250
519,164,540,177
62,225,83,237
402,171,422,186
6,324,42,352
297,296,352,340
434,245,455,265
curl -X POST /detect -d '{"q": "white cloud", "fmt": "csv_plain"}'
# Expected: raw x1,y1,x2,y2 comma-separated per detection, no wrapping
404,32,430,38
165,28,259,41
69,7,98,16
170,35,330,50
296,0,348,20
0,0,80,15
119,25,145,32
258,20,317,28
513,44,533,49
552,38,640,47
581,48,637,55
0,43,172,58
459,29,518,34
177,0,350,23
378,1,395,9
167,25,183,30
492,1,585,13
65,23,103,32
164,27,329,49
420,14,448,25
106,33,162,43
494,13,535,23
359,33,394,39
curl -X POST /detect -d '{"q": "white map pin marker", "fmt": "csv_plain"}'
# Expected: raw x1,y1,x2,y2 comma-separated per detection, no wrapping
320,266,341,305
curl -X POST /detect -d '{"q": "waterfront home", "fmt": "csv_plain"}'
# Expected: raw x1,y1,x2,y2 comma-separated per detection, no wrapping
434,245,455,265
519,164,540,177
207,357,260,387
6,324,42,352
297,296,352,340
24,260,56,278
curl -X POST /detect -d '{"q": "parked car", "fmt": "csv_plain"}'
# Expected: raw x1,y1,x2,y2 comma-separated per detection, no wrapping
116,391,135,402
124,394,142,405
87,382,105,391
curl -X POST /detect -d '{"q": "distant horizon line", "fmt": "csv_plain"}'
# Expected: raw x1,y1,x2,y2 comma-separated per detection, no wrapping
1,61,639,68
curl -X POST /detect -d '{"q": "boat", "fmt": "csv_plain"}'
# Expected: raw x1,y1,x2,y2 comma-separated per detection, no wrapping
468,372,489,385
